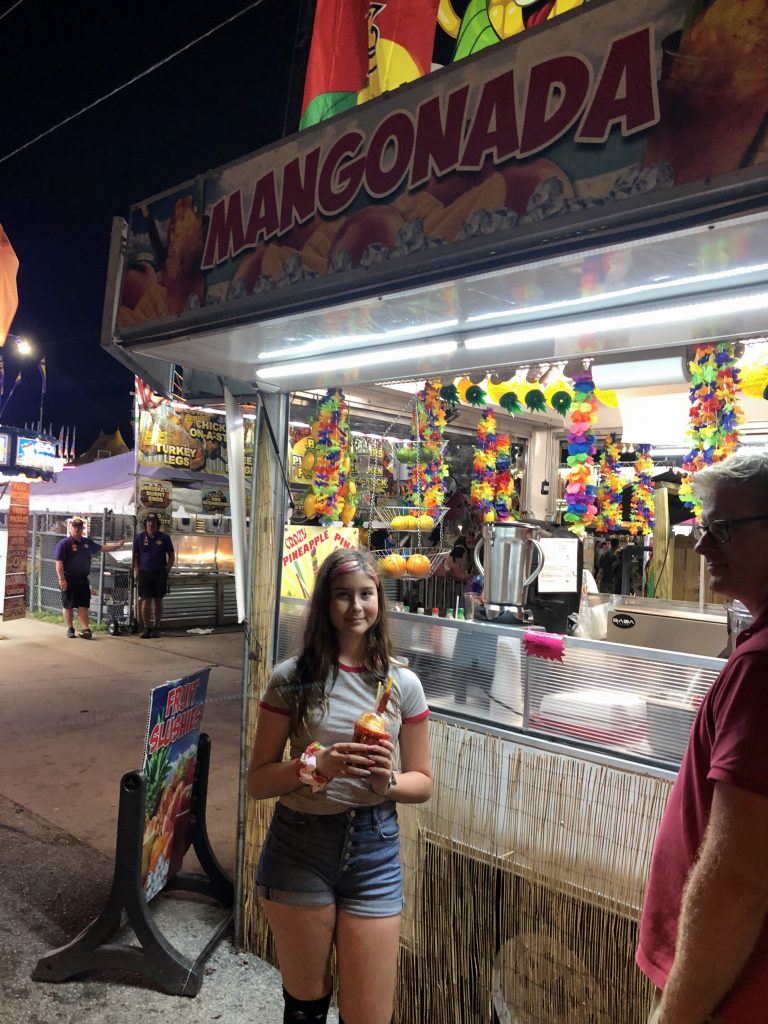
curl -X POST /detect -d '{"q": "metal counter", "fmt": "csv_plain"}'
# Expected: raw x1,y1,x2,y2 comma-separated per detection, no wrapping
276,598,723,772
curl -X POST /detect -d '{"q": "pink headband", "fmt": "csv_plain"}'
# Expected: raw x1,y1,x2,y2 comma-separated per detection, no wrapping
330,558,379,583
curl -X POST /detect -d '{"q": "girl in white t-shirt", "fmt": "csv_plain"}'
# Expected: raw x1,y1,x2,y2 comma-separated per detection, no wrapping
247,548,432,1024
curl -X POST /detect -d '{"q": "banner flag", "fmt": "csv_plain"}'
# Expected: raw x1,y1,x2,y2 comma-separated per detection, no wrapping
301,0,440,128
0,224,18,348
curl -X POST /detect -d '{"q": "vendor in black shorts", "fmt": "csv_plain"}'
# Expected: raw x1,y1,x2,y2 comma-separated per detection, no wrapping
132,513,175,639
55,517,126,639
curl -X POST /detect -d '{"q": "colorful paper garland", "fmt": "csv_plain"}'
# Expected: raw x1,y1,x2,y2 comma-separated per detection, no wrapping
494,432,517,520
595,432,623,533
404,380,447,509
563,370,598,535
629,445,654,536
679,343,742,514
471,409,498,521
307,388,352,524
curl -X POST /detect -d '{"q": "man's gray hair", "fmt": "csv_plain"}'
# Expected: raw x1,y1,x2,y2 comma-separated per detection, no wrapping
691,448,768,501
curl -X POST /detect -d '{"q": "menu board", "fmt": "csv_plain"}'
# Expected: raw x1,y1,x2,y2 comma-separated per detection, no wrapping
537,537,580,594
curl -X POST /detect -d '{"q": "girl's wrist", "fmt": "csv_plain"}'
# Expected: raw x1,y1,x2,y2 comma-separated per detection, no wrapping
297,741,330,793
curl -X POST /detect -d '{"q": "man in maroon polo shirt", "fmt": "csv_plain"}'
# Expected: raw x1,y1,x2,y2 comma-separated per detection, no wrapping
637,449,768,1023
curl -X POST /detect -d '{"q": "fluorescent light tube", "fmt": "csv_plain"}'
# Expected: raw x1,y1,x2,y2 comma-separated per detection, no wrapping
464,291,768,351
466,262,768,325
592,356,687,389
256,338,458,380
257,319,459,361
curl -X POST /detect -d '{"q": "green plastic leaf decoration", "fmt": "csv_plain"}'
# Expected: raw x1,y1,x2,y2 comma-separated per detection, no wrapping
440,384,460,406
499,391,522,415
550,390,573,415
454,0,499,61
465,384,487,407
763,384,768,401
525,388,547,413
300,91,358,129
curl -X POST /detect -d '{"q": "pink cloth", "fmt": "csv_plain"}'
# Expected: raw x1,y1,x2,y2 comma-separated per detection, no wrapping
636,611,768,1021
523,630,564,662
0,225,19,345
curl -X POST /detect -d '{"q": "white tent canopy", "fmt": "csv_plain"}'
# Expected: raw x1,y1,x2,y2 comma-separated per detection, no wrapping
26,451,137,513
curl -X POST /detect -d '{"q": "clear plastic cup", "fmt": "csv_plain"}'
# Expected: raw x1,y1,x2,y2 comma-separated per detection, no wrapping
353,710,390,746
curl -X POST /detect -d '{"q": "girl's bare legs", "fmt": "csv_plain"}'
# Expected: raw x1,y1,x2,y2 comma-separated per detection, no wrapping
335,911,401,1024
261,900,336,999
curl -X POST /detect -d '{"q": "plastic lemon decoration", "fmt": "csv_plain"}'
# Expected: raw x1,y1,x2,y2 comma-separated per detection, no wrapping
594,388,619,408
304,493,317,519
380,553,407,578
340,503,355,525
486,378,512,404
456,377,473,403
406,553,431,577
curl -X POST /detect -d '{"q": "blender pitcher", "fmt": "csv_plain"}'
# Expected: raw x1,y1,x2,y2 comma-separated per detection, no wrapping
473,520,544,619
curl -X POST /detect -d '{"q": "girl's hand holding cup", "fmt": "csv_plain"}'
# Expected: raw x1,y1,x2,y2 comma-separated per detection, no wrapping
315,741,378,781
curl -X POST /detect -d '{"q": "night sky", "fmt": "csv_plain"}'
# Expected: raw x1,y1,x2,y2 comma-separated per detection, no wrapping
0,0,306,451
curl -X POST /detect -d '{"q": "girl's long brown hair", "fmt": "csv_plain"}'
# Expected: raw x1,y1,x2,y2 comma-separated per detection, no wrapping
279,548,394,730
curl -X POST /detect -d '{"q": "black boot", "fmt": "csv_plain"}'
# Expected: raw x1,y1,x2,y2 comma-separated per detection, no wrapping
283,987,332,1023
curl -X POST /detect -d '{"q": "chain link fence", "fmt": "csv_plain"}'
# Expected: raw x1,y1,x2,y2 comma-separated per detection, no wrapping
26,511,136,627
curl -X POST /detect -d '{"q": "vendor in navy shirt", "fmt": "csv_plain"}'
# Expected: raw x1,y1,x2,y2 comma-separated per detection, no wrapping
55,517,126,639
132,513,175,639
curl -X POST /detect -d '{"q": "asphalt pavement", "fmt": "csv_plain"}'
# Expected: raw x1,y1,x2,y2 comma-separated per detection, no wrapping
0,616,338,1022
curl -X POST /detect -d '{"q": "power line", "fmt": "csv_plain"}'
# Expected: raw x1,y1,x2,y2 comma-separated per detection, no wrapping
0,0,270,167
0,0,26,24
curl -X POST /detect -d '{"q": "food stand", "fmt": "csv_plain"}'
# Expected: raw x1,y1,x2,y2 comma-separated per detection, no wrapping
101,0,768,1019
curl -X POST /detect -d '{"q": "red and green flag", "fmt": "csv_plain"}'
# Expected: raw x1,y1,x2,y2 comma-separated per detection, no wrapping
300,0,441,129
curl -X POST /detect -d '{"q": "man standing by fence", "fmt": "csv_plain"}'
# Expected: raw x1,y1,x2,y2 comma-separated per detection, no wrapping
132,513,174,639
55,517,126,639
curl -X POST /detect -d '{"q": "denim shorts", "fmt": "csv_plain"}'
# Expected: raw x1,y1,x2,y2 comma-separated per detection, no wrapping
256,800,403,917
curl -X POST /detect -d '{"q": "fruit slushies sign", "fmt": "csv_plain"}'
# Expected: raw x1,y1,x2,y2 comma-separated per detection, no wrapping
281,525,359,599
141,668,210,901
117,0,768,335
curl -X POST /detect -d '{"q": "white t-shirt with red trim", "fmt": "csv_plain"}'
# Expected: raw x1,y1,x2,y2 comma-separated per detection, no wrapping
259,657,430,814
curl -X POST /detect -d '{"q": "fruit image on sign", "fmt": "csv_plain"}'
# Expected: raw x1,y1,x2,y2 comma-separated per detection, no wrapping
141,669,209,902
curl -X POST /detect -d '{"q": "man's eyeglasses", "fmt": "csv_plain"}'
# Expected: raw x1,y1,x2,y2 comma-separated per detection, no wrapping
692,513,768,545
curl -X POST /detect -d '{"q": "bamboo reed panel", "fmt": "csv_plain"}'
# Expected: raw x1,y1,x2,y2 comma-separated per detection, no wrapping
394,719,672,1024
240,415,280,961
652,486,673,600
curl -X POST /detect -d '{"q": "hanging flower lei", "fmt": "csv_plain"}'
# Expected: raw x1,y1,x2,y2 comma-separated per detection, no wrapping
309,388,350,523
595,432,623,533
629,444,654,536
563,370,598,535
405,379,447,509
494,432,517,520
679,343,742,514
471,409,498,521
